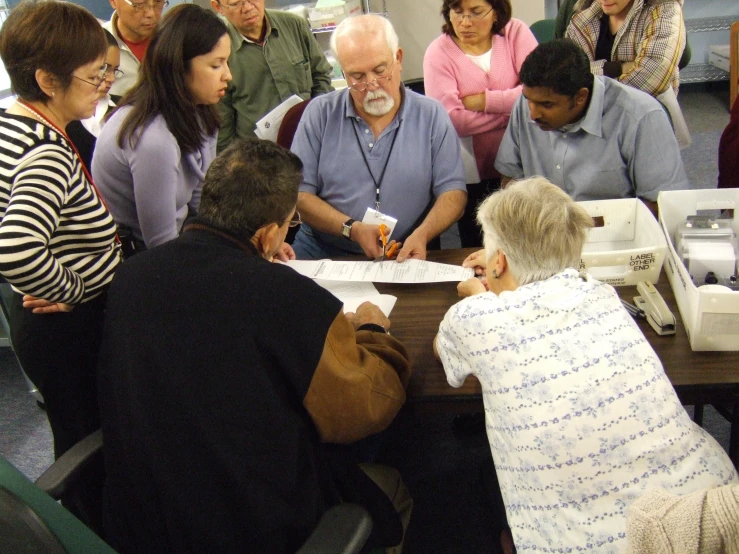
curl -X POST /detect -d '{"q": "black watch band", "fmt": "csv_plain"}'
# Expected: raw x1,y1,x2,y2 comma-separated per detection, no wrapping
356,323,388,334
341,218,355,240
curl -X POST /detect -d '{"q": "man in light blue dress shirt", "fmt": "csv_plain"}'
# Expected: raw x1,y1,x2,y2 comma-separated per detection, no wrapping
290,15,467,261
494,39,690,214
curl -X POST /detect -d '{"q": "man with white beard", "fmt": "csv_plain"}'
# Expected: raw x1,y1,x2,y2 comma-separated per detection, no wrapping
290,14,467,260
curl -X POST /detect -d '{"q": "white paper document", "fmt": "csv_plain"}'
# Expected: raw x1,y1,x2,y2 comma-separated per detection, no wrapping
254,94,304,142
286,259,474,283
314,280,397,316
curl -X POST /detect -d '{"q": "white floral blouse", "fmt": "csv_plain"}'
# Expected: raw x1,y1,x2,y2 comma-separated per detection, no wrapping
437,269,738,552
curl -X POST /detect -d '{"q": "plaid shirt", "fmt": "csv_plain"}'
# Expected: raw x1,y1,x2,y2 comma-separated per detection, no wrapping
566,0,685,95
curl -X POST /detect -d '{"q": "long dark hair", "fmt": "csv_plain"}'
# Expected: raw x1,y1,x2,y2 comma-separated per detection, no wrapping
116,4,227,153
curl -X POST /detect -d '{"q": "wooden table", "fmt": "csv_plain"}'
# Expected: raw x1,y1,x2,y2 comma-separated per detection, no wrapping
375,248,739,461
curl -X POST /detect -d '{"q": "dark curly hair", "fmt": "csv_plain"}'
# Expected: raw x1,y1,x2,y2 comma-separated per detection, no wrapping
441,0,512,37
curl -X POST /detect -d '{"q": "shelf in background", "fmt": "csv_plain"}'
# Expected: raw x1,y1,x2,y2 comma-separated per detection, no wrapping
679,63,730,83
311,25,337,34
685,15,737,33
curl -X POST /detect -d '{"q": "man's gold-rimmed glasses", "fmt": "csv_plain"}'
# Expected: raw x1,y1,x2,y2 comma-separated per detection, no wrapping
346,61,395,93
123,0,169,13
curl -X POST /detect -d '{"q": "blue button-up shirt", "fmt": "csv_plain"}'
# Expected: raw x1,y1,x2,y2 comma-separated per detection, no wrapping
494,76,690,201
291,87,466,249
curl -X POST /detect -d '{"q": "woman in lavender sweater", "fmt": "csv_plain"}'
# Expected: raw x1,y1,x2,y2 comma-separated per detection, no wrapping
93,5,232,256
424,0,537,247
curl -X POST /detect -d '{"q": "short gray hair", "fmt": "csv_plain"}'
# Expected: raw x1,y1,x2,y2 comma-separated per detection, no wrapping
330,14,399,63
199,139,302,240
477,177,594,286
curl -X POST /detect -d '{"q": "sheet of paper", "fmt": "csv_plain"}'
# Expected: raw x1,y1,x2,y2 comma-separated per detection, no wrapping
341,295,397,317
254,94,303,142
315,279,379,297
286,259,474,283
314,279,397,316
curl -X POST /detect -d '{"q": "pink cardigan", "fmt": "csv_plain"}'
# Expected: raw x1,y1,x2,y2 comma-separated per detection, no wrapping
423,19,537,180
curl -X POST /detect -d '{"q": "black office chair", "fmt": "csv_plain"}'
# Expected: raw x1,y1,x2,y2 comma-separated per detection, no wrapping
0,429,374,554
0,430,113,554
403,77,425,96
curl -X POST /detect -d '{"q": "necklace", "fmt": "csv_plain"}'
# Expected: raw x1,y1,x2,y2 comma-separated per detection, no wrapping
15,101,62,130
15,100,120,244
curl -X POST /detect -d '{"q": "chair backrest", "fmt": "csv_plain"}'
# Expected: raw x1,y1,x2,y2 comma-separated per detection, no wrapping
530,19,556,44
276,99,312,150
731,20,738,109
555,0,580,38
678,38,691,70
0,455,116,554
403,78,425,96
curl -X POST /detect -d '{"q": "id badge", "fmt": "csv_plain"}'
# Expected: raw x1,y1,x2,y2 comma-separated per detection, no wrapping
362,208,398,240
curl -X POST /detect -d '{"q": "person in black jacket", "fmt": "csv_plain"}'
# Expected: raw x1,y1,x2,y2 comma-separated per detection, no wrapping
97,138,413,553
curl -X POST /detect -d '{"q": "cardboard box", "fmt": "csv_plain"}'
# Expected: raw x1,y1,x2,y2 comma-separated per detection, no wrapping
577,198,667,286
658,189,739,351
308,0,361,29
709,44,730,73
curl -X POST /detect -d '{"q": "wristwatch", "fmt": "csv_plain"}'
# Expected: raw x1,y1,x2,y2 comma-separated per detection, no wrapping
341,218,355,240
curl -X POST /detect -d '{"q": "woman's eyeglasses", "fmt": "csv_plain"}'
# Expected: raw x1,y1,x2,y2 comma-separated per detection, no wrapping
123,0,169,13
288,211,302,228
450,7,493,22
105,67,124,79
73,64,124,89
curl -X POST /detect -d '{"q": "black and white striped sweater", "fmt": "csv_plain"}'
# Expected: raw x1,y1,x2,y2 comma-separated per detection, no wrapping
0,112,121,304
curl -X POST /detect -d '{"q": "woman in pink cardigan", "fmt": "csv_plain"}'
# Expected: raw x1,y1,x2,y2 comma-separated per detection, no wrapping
424,0,537,246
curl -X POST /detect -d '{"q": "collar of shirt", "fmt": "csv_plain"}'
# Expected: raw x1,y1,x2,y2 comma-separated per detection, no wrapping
564,76,605,138
225,11,275,52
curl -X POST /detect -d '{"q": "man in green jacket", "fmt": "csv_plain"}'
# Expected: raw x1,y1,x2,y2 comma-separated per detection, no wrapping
211,0,334,151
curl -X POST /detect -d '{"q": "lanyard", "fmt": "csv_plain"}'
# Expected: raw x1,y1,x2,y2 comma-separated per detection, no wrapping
351,119,401,212
16,100,120,244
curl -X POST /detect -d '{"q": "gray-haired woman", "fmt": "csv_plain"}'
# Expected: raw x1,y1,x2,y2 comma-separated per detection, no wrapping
435,177,737,553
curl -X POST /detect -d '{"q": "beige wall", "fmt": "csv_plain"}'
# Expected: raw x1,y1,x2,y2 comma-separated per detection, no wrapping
387,0,544,80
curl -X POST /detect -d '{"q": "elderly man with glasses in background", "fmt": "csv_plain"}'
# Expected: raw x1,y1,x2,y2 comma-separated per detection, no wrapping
104,0,167,99
290,14,466,261
211,0,333,152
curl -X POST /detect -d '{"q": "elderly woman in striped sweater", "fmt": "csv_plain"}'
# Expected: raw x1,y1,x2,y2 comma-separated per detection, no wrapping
0,0,121,467
423,0,537,247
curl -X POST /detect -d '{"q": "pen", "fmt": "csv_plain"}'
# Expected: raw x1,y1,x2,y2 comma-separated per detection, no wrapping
621,298,646,319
